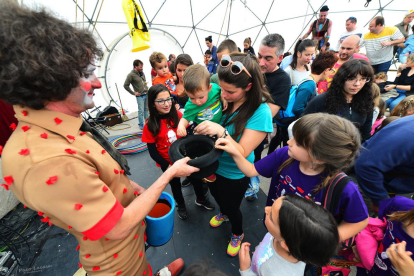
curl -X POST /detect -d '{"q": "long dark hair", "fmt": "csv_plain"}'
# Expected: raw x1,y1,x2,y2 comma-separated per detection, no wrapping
174,54,194,84
326,59,374,117
146,84,179,136
279,194,339,267
217,53,272,139
290,39,315,70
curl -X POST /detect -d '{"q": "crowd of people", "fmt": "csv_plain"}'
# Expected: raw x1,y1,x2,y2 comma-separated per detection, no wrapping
1,1,414,276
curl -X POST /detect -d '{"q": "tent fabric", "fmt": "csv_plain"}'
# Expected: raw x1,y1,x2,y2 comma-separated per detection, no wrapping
24,0,408,111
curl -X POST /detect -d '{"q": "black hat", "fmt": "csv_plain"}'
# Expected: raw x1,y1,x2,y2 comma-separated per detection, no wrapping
320,5,329,12
169,135,223,179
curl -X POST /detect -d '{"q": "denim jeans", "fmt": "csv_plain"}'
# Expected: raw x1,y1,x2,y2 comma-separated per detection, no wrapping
386,93,406,112
136,95,148,126
372,60,392,74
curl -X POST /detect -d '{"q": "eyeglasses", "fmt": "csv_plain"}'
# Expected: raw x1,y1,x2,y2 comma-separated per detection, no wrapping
154,97,173,105
220,55,252,78
346,77,370,84
328,68,336,73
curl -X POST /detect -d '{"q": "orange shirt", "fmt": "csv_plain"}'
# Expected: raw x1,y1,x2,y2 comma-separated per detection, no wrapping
1,106,149,275
152,72,177,95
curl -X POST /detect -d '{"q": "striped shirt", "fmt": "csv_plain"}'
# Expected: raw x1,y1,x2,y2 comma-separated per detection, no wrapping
363,26,403,65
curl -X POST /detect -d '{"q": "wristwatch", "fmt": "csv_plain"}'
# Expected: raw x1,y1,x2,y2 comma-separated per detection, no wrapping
221,129,229,138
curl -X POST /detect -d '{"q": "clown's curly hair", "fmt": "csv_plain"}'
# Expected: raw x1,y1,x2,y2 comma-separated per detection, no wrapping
0,1,103,110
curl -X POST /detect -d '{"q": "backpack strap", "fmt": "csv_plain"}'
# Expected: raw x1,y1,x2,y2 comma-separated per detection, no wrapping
322,172,351,215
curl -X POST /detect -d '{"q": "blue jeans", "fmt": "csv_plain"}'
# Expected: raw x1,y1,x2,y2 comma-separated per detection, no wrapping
136,95,148,126
385,93,406,112
372,60,392,74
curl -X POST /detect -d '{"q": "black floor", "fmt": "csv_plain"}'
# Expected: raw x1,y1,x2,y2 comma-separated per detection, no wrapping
3,143,268,276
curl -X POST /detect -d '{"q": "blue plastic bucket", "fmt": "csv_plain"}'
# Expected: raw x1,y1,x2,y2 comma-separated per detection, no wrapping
145,192,175,246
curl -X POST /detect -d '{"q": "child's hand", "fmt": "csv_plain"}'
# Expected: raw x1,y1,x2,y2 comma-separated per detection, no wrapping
386,241,414,276
175,103,180,111
177,124,187,137
215,138,239,156
352,245,361,263
221,98,228,112
239,242,252,271
194,121,223,137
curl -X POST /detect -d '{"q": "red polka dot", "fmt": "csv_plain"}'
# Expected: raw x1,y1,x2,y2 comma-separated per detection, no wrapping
114,169,119,174
80,132,86,136
9,123,16,131
78,263,82,268
120,170,125,174
113,253,118,258
46,175,58,185
105,238,110,241
123,188,128,194
0,145,3,155
68,225,72,229
54,117,62,124
18,149,30,155
23,205,27,208
83,236,88,241
101,150,106,154
92,266,100,271
21,125,30,132
141,221,145,226
143,270,147,275
116,271,122,275
134,191,139,196
85,254,90,259
67,135,75,140
74,204,83,210
21,110,28,116
40,133,48,139
134,235,138,239
95,171,100,175
86,150,90,154
40,217,49,222
4,176,14,185
76,245,80,251
103,186,109,192
139,252,143,258
48,222,52,226
65,149,76,154
1,184,9,191
38,211,44,216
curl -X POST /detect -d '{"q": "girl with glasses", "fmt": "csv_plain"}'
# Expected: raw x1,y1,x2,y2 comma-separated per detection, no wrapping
302,59,374,141
193,53,273,257
142,84,213,219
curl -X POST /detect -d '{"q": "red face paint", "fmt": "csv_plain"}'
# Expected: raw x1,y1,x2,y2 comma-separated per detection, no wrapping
80,80,92,92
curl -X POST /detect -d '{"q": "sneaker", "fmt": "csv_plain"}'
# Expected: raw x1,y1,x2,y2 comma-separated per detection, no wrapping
177,204,188,220
227,233,244,257
209,212,229,227
156,258,184,276
195,198,215,210
203,174,216,183
138,124,144,129
181,178,191,187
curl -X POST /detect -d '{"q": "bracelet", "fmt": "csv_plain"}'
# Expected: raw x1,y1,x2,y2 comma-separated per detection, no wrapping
221,129,228,138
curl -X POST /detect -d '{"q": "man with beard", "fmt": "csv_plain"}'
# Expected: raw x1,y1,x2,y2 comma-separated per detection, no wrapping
301,5,332,52
317,35,369,94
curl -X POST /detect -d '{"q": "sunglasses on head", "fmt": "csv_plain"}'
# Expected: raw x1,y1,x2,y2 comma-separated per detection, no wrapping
220,55,252,78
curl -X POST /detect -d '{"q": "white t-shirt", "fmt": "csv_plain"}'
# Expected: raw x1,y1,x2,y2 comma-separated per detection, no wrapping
284,66,311,86
336,29,365,50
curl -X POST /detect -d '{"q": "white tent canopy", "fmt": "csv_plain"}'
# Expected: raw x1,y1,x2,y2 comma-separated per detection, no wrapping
24,0,410,112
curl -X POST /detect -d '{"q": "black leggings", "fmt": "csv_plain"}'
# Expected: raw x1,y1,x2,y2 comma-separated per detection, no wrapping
208,174,250,235
161,167,206,206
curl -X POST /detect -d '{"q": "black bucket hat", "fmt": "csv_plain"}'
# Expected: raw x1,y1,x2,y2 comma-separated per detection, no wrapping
169,135,223,179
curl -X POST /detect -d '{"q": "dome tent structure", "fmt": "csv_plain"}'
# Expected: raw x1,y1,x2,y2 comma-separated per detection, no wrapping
24,0,409,113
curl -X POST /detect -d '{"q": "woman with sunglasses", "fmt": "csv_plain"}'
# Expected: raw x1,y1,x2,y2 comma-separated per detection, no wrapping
302,59,374,141
194,53,273,257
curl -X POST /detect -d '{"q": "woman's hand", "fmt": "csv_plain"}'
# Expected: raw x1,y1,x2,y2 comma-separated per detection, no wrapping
239,242,252,271
215,137,239,156
386,241,414,276
384,85,395,91
194,121,224,137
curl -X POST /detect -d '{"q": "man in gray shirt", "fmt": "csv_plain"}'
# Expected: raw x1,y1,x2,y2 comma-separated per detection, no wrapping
124,59,148,129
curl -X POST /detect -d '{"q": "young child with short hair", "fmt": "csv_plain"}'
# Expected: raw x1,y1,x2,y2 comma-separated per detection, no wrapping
150,52,177,94
177,64,227,182
239,194,339,276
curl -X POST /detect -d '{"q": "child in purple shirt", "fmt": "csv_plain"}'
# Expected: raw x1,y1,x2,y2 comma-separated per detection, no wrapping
216,113,369,242
356,196,414,276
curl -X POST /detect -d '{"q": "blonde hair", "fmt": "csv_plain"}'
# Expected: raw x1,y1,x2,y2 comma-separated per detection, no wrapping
371,83,381,107
374,72,387,81
243,37,252,46
390,95,414,117
149,52,167,68
278,113,361,193
183,64,210,93
389,209,414,227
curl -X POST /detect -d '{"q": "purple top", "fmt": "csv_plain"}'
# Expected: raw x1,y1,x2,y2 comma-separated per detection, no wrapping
255,146,368,223
368,196,414,276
